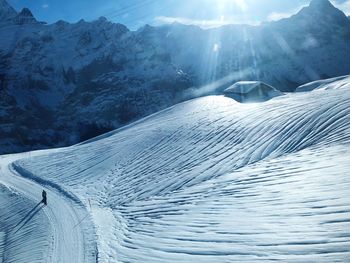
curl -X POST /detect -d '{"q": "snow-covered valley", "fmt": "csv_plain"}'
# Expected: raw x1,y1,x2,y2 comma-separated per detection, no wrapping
1,76,349,262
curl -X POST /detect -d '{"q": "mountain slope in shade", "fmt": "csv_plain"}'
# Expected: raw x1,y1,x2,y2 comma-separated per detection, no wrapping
1,0,350,154
0,0,16,21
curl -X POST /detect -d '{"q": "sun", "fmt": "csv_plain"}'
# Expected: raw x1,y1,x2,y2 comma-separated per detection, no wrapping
217,0,247,11
234,0,247,10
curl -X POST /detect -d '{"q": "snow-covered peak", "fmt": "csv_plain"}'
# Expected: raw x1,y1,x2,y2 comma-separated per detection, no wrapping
14,7,38,24
285,0,350,30
300,0,348,21
97,16,108,23
309,0,333,9
0,0,17,21
137,24,155,34
18,7,34,18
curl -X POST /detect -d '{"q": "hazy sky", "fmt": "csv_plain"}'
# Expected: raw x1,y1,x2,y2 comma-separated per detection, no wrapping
7,0,350,30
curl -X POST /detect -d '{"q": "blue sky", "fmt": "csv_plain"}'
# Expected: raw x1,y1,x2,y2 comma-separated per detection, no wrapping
7,0,350,29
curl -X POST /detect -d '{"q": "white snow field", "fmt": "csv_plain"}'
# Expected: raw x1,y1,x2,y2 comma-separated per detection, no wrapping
1,76,350,262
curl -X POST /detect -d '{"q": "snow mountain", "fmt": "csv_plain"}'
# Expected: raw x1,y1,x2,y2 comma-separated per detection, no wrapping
0,0,16,22
1,0,350,154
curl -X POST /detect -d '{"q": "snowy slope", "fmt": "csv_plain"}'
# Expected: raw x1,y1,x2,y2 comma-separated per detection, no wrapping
296,75,350,91
0,183,51,263
1,76,349,262
0,153,97,263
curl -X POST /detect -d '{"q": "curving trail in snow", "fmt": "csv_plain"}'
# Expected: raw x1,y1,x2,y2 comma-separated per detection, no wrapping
1,76,350,262
0,153,96,263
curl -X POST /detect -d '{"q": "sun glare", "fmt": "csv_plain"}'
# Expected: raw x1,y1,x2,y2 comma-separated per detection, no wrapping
217,0,247,11
234,0,247,10
213,43,220,52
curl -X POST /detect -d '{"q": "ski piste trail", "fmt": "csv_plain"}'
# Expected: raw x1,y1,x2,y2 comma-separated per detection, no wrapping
0,151,97,263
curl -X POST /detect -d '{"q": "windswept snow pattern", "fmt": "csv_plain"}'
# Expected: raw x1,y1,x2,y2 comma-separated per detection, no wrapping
4,78,350,262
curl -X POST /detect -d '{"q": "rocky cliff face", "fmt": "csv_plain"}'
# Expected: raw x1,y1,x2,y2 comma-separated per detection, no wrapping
1,0,350,154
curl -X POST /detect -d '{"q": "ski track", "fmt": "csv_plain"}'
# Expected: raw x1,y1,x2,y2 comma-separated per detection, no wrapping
0,153,97,263
1,80,350,262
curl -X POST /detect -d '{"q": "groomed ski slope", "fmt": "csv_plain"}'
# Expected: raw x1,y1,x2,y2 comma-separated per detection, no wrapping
0,153,97,263
1,76,350,262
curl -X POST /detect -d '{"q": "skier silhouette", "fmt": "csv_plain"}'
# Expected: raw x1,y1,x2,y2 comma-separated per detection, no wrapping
42,190,47,205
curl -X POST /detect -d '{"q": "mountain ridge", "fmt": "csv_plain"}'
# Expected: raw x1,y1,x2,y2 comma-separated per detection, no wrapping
0,0,342,28
1,0,350,154
0,0,17,21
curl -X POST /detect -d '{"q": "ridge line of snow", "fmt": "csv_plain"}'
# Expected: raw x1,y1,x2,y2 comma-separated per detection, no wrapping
11,162,84,205
77,97,198,145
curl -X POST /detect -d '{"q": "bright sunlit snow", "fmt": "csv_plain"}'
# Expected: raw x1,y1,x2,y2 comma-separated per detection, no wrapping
1,76,349,262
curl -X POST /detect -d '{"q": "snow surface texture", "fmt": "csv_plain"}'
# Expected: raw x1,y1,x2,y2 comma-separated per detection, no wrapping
0,154,98,263
296,75,350,92
223,81,283,103
1,76,349,262
0,183,51,263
